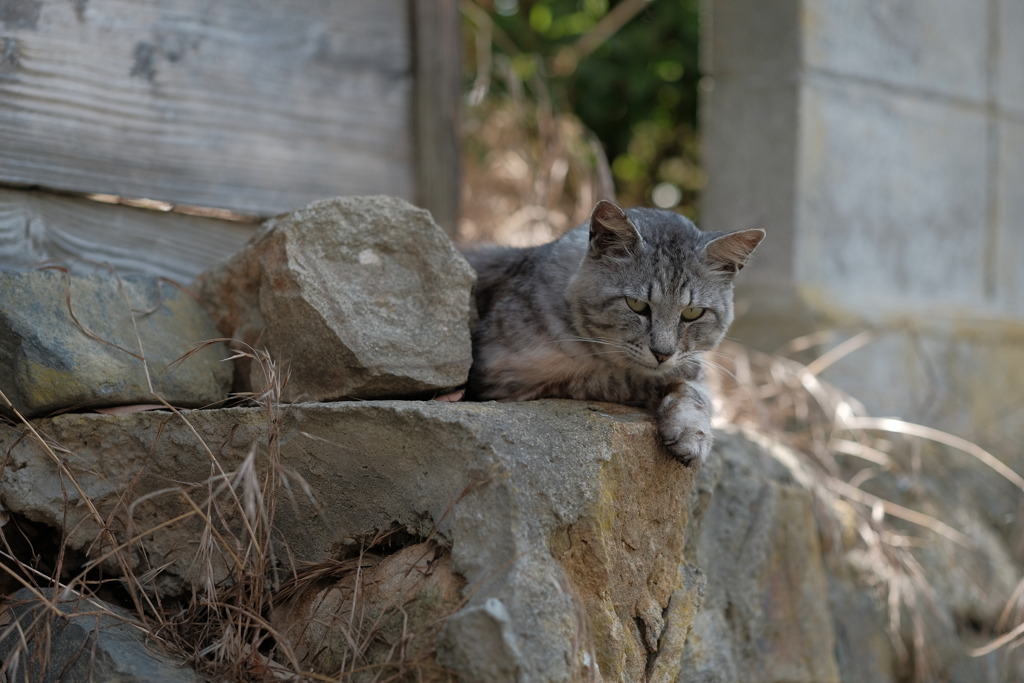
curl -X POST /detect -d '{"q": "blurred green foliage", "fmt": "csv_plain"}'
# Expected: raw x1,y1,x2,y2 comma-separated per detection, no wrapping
479,0,703,216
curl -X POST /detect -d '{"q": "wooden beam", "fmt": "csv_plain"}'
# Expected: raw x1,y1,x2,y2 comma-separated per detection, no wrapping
413,0,462,237
0,188,256,283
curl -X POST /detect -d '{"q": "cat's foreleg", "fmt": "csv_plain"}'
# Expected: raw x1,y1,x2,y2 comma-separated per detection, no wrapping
657,378,713,467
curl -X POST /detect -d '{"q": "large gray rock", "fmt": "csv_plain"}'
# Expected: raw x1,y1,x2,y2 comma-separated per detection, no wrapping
677,425,1024,683
0,270,231,419
0,400,697,682
193,196,476,402
0,588,200,683
677,431,842,683
7,397,1018,681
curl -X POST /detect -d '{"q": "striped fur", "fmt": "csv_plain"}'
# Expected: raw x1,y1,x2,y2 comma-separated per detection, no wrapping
463,201,763,466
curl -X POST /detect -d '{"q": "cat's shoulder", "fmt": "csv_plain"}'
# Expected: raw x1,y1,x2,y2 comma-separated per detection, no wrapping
460,227,588,275
460,243,531,276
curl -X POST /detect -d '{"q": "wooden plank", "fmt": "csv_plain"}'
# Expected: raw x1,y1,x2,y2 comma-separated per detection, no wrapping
0,0,414,216
413,0,462,237
0,188,256,283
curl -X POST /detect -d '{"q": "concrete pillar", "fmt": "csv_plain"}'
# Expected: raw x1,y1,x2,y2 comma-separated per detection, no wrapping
702,0,1024,455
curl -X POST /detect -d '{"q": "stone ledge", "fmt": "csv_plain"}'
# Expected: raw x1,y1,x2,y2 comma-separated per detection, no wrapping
0,399,697,681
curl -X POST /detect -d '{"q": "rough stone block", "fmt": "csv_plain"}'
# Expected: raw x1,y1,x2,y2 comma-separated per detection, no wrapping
0,270,231,418
678,431,841,683
0,400,696,682
0,588,200,683
827,572,897,683
194,195,475,402
803,0,989,103
703,0,801,77
646,564,706,683
796,80,989,315
679,422,1022,683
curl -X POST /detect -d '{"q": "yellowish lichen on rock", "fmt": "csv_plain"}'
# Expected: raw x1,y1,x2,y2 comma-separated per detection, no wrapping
553,408,697,681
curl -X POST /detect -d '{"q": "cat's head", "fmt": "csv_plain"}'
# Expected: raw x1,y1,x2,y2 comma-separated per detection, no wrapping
567,200,763,375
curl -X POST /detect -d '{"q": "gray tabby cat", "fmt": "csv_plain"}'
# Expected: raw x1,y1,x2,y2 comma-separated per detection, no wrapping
463,200,763,467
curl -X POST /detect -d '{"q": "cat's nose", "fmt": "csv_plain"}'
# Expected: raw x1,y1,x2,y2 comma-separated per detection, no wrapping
651,348,673,364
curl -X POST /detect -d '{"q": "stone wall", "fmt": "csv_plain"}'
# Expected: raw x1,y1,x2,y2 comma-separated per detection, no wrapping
702,0,1024,465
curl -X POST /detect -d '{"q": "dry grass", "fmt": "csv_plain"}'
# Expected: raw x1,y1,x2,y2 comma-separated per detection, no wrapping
705,336,1024,681
0,280,464,683
270,532,462,683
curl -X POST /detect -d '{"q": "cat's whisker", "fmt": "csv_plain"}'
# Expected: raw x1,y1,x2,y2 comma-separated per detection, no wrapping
693,358,769,411
555,336,631,349
691,356,730,375
577,350,630,360
575,345,631,356
689,356,743,385
558,335,624,344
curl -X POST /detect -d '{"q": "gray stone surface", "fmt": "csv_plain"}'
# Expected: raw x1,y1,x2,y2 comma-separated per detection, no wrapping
797,79,990,315
437,598,523,683
702,0,800,78
0,399,697,682
0,588,200,683
803,0,989,102
193,195,475,402
676,431,841,683
4,395,1018,680
0,269,231,419
998,0,1024,115
675,425,1023,683
826,572,896,683
648,564,706,683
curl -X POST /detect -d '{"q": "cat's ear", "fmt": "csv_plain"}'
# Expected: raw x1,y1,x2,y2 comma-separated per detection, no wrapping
589,200,642,258
703,229,765,276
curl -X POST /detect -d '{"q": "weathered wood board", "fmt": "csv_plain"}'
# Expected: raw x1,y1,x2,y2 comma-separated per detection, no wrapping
0,0,415,216
0,188,256,283
414,0,462,236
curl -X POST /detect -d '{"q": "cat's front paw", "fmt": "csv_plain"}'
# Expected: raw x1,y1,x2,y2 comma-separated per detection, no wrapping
658,396,712,467
659,421,712,467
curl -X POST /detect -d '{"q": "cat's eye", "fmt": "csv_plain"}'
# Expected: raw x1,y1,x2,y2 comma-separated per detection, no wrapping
625,296,649,314
681,307,705,322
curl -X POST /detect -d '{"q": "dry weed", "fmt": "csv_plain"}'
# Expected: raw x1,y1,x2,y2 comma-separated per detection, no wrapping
706,336,1024,681
1,344,464,681
0,273,463,682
